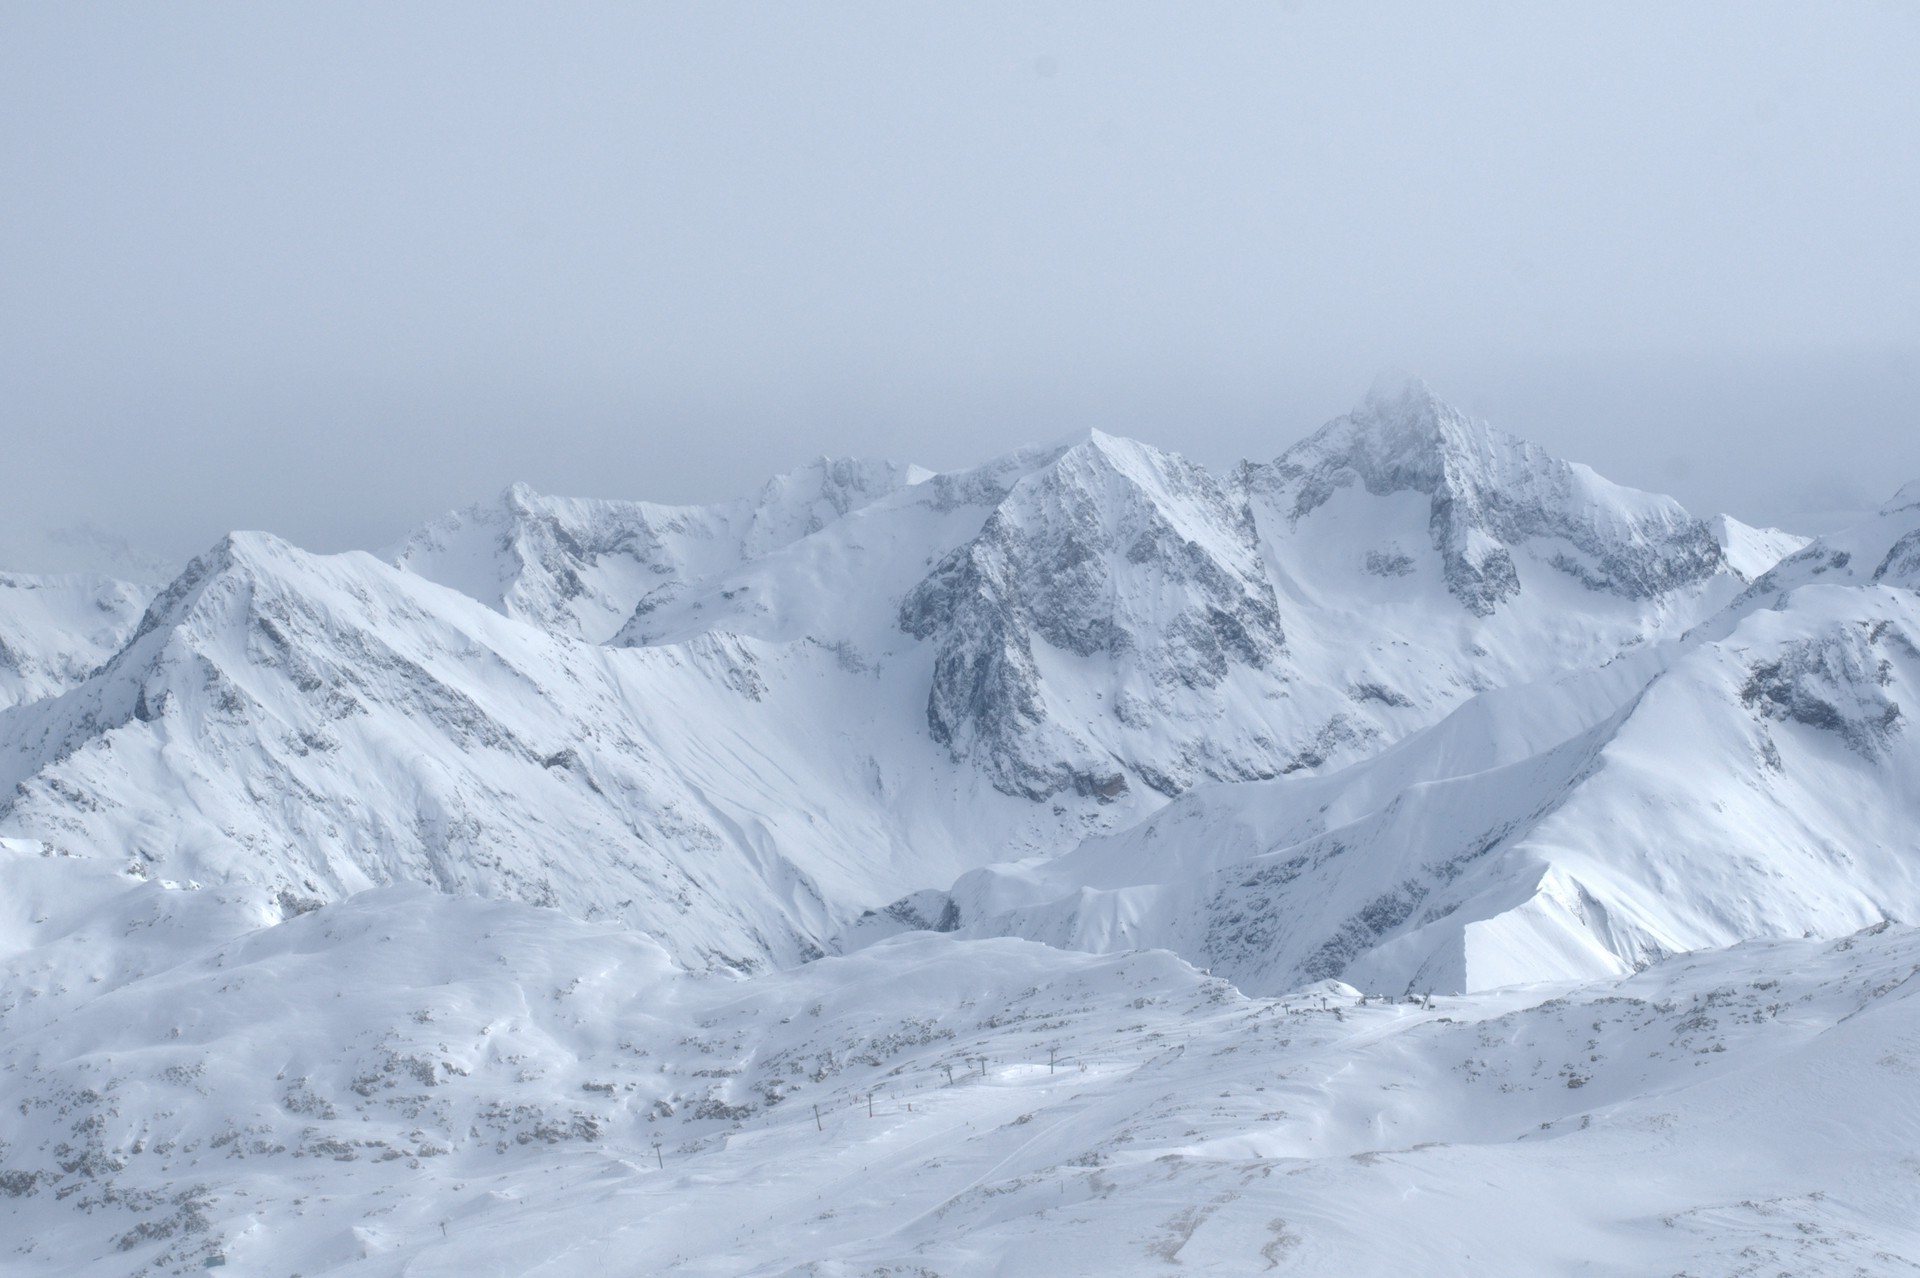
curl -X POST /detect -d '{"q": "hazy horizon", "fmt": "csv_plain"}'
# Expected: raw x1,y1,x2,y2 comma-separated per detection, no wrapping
6,4,1917,573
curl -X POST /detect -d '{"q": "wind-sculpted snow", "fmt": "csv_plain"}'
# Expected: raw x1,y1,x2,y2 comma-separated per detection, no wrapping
1250,374,1728,615
4,850,1918,1276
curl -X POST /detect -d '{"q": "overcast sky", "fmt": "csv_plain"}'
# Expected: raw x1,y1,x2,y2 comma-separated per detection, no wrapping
4,3,1917,572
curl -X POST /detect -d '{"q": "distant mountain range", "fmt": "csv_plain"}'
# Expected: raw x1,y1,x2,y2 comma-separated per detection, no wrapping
7,378,1919,1275
10,375,1900,995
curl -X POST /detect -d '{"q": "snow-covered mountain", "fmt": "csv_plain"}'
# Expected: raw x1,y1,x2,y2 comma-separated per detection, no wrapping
898,430,1296,800
391,459,930,644
0,529,1118,973
0,382,1796,983
1253,374,1730,613
0,571,152,710
9,377,1918,1274
883,479,1920,996
1237,375,1752,696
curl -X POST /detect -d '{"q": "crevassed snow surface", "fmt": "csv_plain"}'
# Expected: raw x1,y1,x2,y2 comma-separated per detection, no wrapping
2,379,1915,1275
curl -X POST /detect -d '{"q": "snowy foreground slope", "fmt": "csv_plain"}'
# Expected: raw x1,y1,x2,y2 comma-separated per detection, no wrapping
3,853,1917,1276
2,378,1917,1273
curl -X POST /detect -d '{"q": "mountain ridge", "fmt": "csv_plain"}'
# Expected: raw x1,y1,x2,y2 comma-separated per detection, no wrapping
10,378,1920,1275
0,380,1869,995
872,492,1920,994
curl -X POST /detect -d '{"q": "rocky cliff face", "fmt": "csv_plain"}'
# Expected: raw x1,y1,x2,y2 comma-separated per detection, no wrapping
899,432,1286,801
1249,375,1727,615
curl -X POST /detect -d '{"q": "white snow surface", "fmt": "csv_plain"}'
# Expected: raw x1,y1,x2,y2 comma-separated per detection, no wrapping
1709,513,1810,581
0,571,152,709
391,460,934,645
3,383,1918,1273
2,853,1916,1275
929,575,1920,995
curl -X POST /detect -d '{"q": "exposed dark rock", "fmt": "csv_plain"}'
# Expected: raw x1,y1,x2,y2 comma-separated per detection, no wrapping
900,435,1284,801
1249,375,1724,616
1740,624,1907,759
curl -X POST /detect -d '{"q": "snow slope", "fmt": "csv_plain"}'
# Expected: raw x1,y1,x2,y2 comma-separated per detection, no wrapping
1709,512,1810,581
2,850,1916,1276
0,571,152,710
908,491,1920,994
0,382,1859,992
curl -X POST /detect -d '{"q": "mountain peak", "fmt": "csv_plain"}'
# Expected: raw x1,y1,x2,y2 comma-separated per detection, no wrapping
898,429,1284,802
1881,479,1920,516
1709,514,1812,581
1253,378,1724,615
1359,369,1440,421
1344,373,1497,462
1040,429,1212,503
1264,377,1511,519
1035,427,1152,473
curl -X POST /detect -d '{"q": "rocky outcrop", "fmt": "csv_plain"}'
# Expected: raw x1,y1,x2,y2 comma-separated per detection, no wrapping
1248,375,1727,615
394,460,926,642
899,432,1284,800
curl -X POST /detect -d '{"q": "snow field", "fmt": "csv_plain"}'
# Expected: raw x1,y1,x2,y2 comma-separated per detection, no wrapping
4,854,1917,1275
